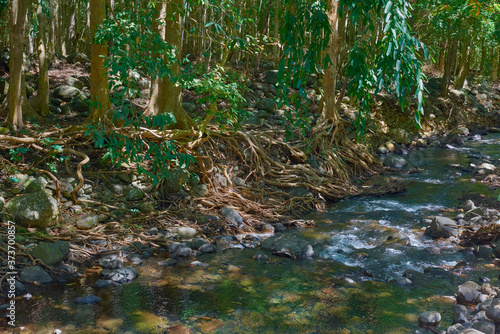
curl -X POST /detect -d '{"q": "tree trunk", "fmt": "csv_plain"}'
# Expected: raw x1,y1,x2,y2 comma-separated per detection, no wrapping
454,42,470,89
440,38,458,98
479,40,486,75
145,0,194,130
87,0,110,123
6,0,29,129
319,0,340,124
32,2,50,116
490,47,499,82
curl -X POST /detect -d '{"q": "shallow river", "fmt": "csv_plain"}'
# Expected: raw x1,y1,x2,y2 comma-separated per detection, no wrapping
6,135,500,334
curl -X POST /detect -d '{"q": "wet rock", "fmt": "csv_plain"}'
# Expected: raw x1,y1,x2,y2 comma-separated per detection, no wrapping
31,242,67,266
443,133,464,146
458,127,470,136
457,281,481,305
104,267,138,284
459,329,488,334
76,214,100,230
53,85,81,100
395,277,413,286
274,223,286,233
251,253,269,261
174,246,193,258
97,253,123,269
474,245,494,259
419,311,441,328
416,138,428,147
485,307,500,323
74,295,101,305
158,259,177,266
172,226,197,239
220,207,242,225
377,146,389,155
20,266,53,283
465,207,485,220
261,223,275,234
127,254,143,266
425,216,459,239
126,188,144,201
190,261,209,268
5,191,60,228
261,233,315,259
383,155,408,168
471,320,495,334
198,243,216,254
453,304,469,324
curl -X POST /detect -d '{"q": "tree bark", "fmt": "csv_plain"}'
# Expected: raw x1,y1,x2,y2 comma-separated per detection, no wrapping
453,42,470,89
6,0,29,129
32,2,50,116
490,46,499,82
319,0,340,124
440,38,458,98
87,0,110,123
145,0,194,130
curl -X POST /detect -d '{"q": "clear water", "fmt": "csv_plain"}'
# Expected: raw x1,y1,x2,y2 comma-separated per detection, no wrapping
3,135,500,334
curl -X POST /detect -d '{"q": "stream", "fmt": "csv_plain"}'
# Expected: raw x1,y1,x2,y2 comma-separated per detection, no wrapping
6,135,500,334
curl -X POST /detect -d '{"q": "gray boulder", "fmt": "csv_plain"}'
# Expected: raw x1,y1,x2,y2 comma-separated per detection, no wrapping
31,242,68,266
221,207,242,225
5,191,60,228
67,76,84,89
453,304,469,324
20,266,52,284
383,155,408,168
418,311,441,327
457,281,481,305
103,267,138,284
53,85,81,100
261,233,315,259
425,216,459,239
76,214,100,230
389,128,413,145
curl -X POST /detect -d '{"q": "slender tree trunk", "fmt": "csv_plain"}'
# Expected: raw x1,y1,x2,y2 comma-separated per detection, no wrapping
32,2,50,116
87,0,110,123
145,0,194,130
441,38,458,98
319,0,340,123
490,46,499,82
479,40,486,75
6,0,29,129
454,42,470,89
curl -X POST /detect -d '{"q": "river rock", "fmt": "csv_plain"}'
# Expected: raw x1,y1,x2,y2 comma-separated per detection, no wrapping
171,226,197,239
474,245,494,259
158,259,177,267
53,85,81,100
260,234,314,259
446,323,466,334
220,207,242,225
198,243,216,254
377,146,389,155
76,214,100,230
485,307,500,323
459,329,488,334
453,304,469,324
174,246,193,257
416,138,428,147
20,266,53,283
472,320,495,333
24,177,47,193
389,128,413,145
383,155,408,168
419,311,441,327
457,281,481,305
104,267,138,284
425,216,459,239
5,191,60,228
31,242,67,266
256,98,277,112
192,184,209,197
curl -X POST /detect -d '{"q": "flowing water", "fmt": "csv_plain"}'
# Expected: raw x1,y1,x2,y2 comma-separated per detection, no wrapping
4,135,500,334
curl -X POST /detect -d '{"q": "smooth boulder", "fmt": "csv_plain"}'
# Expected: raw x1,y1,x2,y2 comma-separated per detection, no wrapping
425,216,459,239
260,234,314,259
5,191,60,228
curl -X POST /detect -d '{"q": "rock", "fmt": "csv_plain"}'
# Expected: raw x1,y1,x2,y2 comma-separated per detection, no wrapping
5,191,60,228
418,311,441,327
0,127,9,135
190,261,209,268
459,329,488,334
71,93,90,113
160,168,189,194
31,242,66,266
472,320,495,334
256,98,277,112
462,200,476,211
220,207,242,225
24,177,47,193
425,216,459,239
416,138,428,147
395,277,413,286
66,52,89,64
453,304,469,324
127,254,143,266
182,102,196,113
458,127,470,136
465,207,485,220
76,214,100,230
446,323,465,334
486,307,500,323
139,202,155,214
53,85,81,100
174,246,193,257
261,223,275,234
389,128,413,145
260,233,314,259
158,259,177,267
233,177,246,187
192,184,209,197
20,266,53,283
104,267,138,284
474,245,494,259
94,279,113,288
198,243,216,254
443,133,464,146
66,76,84,89
172,226,197,239
74,295,101,305
274,223,286,233
383,155,408,168
252,253,269,261
263,70,278,85
377,146,389,155
126,188,144,201
0,196,4,212
457,281,481,305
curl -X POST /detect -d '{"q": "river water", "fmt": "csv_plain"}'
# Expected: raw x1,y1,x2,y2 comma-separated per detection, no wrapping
5,135,500,334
